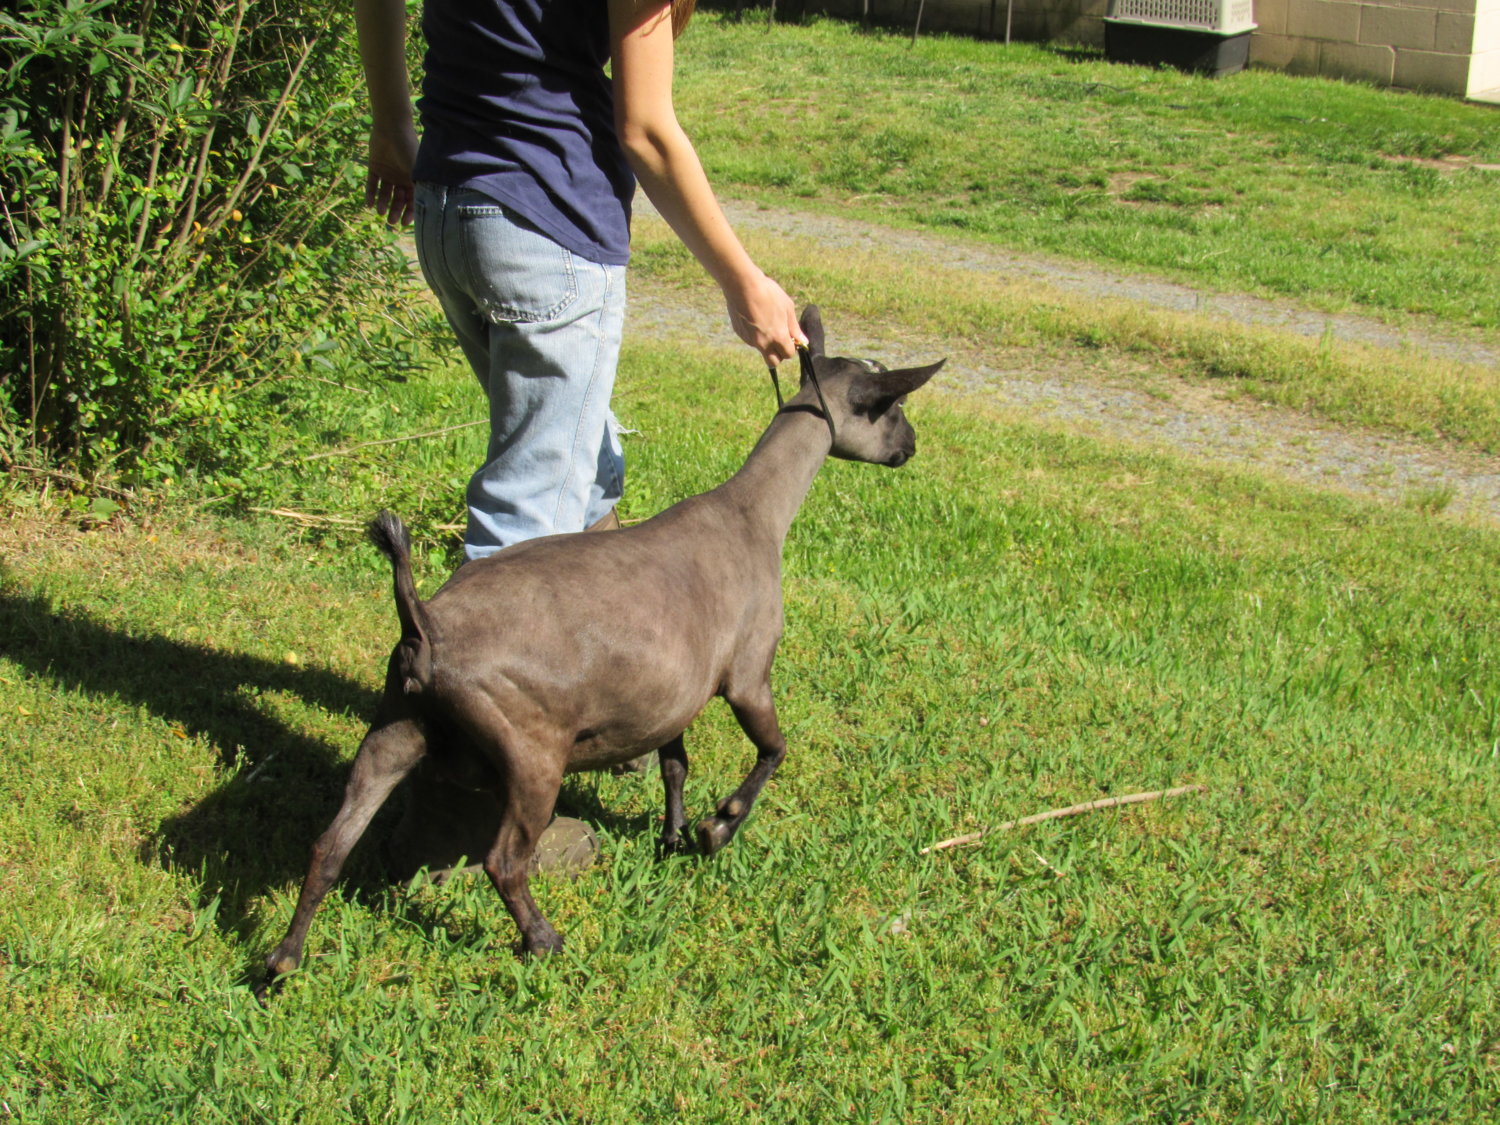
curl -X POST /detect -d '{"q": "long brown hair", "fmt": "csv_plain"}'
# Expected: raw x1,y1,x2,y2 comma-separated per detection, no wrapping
671,0,697,37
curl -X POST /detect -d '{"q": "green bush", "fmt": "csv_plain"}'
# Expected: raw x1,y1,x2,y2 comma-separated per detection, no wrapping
0,0,421,490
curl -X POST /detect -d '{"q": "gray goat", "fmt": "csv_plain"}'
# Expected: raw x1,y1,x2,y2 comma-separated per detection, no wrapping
264,307,941,985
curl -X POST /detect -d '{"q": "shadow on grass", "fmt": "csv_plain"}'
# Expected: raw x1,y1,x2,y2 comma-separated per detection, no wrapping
0,583,662,947
0,584,384,909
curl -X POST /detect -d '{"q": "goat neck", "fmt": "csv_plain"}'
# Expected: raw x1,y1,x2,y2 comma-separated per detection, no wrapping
715,406,833,550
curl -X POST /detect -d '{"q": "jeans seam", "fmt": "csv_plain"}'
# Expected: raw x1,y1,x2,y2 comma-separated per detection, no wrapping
550,266,613,531
601,268,624,500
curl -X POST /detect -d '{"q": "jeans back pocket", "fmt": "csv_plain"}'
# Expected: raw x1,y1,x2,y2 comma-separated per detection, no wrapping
455,198,579,325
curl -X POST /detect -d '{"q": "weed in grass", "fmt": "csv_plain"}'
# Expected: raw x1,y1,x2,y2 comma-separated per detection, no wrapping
1402,481,1458,514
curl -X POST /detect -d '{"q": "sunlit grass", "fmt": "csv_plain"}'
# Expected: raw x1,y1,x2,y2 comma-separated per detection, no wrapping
632,216,1500,452
675,15,1500,330
2,339,1497,1120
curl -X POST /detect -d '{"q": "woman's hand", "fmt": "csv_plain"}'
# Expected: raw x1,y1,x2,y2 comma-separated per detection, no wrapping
355,0,417,225
724,269,803,368
366,123,417,226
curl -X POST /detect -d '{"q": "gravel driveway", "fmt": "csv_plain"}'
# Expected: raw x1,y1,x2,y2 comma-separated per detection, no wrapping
627,197,1500,525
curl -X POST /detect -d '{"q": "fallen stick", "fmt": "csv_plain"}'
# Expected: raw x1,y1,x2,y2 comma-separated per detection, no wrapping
302,419,485,462
920,785,1207,854
248,507,363,528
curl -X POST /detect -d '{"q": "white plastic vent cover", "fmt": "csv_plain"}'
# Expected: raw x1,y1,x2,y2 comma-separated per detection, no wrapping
1106,0,1255,33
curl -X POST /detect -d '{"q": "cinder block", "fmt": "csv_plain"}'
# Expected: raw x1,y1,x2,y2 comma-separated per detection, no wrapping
1288,0,1363,40
1393,46,1472,90
1250,32,1325,70
1361,5,1437,48
1254,0,1292,35
1060,14,1107,43
1431,0,1482,14
1434,11,1476,51
1322,39,1399,79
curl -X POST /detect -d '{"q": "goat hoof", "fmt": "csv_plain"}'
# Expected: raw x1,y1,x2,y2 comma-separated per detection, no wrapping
256,953,298,1002
265,952,299,978
657,830,690,858
695,815,735,855
521,927,565,958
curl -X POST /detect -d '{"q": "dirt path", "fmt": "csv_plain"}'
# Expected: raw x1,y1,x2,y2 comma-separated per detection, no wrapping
628,197,1500,525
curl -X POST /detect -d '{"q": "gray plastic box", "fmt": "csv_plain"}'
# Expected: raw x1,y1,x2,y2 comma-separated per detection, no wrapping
1104,0,1256,76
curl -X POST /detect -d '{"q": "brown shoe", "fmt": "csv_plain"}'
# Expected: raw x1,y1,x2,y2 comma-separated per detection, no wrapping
584,508,620,532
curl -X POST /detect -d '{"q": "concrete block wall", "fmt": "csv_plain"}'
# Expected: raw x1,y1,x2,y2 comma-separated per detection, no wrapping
803,0,1495,96
1252,0,1486,92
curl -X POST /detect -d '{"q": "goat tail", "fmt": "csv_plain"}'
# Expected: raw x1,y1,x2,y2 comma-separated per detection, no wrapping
368,510,433,695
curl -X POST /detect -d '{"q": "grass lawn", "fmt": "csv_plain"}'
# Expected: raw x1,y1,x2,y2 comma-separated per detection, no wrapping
4,14,1499,1121
3,337,1498,1120
674,15,1500,330
616,16,1500,455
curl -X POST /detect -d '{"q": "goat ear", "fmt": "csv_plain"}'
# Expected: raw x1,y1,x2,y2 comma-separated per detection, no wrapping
799,306,826,357
849,360,945,413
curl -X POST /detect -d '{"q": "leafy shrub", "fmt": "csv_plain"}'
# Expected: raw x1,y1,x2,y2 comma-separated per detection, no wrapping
0,0,422,491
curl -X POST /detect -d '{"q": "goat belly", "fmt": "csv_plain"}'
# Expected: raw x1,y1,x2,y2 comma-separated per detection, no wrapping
563,735,667,773
562,701,709,773
562,671,720,771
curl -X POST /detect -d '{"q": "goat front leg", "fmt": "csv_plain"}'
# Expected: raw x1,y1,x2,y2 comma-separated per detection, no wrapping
657,735,690,856
262,718,426,991
697,685,786,855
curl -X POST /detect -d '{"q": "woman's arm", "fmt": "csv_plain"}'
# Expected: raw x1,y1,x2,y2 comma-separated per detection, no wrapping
608,0,803,366
354,0,418,226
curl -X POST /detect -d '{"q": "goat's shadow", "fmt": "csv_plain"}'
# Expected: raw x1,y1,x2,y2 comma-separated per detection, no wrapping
0,584,655,945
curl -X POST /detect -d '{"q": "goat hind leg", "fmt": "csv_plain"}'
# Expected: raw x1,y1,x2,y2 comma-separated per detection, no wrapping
263,719,425,985
482,758,567,956
696,687,786,855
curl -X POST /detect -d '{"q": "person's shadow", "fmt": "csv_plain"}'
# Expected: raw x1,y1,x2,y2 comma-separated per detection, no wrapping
1,579,656,951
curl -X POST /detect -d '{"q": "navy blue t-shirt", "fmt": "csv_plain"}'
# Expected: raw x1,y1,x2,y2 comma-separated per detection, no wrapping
413,0,634,265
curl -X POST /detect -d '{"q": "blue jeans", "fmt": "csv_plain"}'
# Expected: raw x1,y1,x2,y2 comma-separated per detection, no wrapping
413,183,626,560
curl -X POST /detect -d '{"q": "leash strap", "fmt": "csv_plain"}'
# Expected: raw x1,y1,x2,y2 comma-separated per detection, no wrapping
767,344,836,445
767,364,784,408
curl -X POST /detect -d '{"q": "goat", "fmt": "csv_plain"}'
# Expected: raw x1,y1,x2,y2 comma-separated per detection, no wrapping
263,306,942,986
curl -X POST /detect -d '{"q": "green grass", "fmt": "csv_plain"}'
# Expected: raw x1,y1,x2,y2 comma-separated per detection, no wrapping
673,16,1500,330
3,339,1499,1120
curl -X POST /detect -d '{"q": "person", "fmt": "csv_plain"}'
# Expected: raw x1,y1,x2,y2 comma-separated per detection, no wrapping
353,0,806,559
